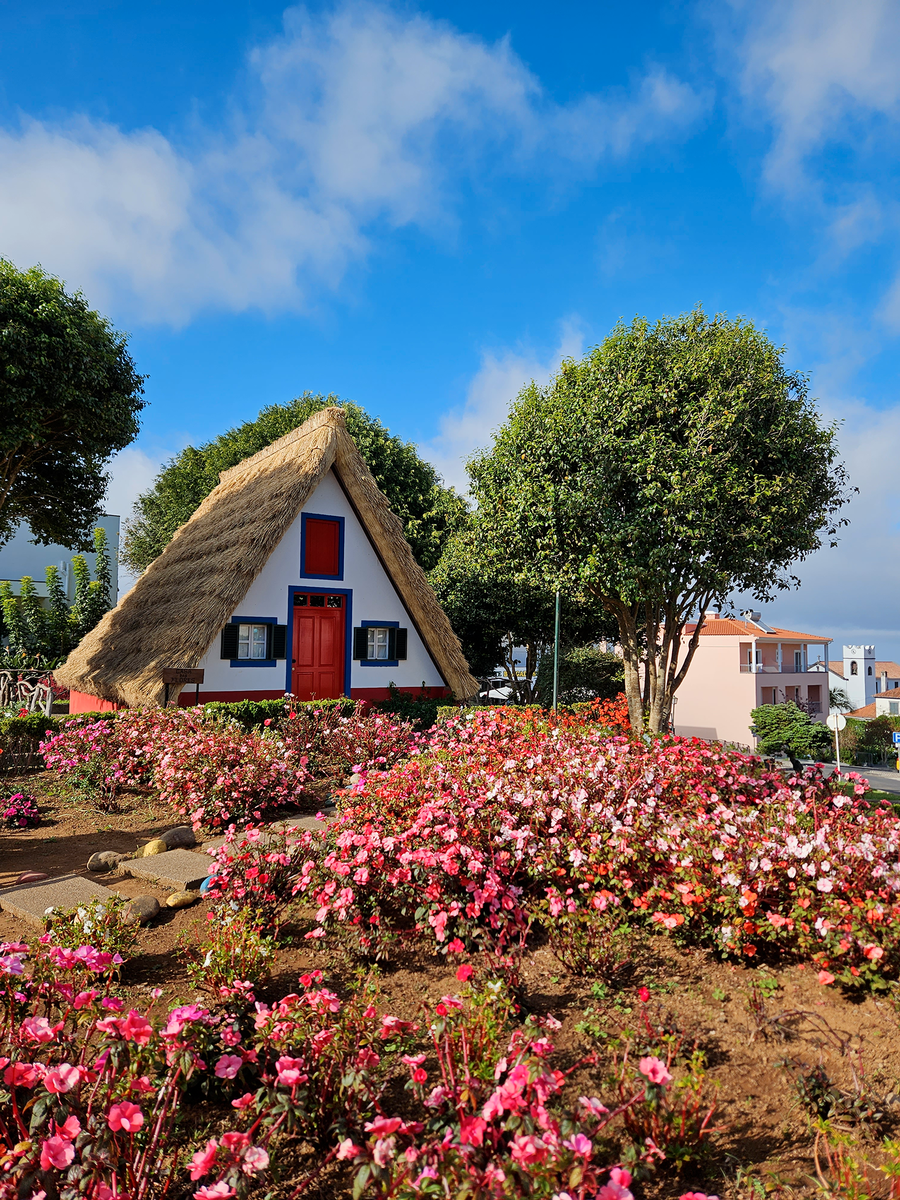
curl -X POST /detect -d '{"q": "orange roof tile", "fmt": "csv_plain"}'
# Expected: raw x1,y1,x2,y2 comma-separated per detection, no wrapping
682,618,830,642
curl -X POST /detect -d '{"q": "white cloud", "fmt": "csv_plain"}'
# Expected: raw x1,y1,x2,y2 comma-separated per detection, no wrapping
723,0,900,194
103,443,183,595
0,3,703,324
424,319,585,491
732,393,900,662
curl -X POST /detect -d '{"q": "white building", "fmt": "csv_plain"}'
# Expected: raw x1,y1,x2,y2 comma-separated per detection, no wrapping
0,515,120,603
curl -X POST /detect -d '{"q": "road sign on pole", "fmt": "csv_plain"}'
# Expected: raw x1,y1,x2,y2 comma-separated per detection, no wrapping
893,731,900,746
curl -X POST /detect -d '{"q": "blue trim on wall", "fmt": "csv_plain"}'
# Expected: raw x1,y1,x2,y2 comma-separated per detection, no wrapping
287,585,353,698
299,513,345,580
359,619,400,666
229,616,279,668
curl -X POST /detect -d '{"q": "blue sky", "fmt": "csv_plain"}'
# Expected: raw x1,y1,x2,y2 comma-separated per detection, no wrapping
1,0,899,660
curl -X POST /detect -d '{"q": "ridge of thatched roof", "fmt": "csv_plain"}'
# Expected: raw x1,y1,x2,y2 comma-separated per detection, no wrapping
55,407,478,706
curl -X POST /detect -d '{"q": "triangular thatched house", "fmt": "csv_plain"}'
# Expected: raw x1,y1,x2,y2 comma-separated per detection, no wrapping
56,408,478,710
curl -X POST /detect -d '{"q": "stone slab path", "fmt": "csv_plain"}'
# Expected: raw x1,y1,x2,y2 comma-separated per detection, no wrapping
203,813,334,855
117,849,214,891
1,874,116,929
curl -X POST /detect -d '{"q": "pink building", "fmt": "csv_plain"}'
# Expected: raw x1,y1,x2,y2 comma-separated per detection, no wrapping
673,612,832,748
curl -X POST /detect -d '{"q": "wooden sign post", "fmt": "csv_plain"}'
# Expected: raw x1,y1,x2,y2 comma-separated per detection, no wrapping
162,667,205,707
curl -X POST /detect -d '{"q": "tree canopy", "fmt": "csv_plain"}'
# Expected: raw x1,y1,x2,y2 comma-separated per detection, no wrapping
429,524,618,698
468,308,852,731
750,702,833,760
122,395,466,575
0,260,145,550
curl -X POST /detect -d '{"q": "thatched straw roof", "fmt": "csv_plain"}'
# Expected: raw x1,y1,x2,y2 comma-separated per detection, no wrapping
56,408,478,706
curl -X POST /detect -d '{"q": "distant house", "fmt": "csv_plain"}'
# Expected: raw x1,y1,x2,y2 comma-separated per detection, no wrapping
846,692,900,721
55,408,477,710
0,514,120,604
816,648,900,711
673,611,831,747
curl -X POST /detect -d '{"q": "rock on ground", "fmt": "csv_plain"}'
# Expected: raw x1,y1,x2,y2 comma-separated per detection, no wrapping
87,851,125,873
161,826,197,850
123,896,160,925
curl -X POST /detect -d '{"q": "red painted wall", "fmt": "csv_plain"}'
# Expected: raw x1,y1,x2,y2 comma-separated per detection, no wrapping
68,690,122,713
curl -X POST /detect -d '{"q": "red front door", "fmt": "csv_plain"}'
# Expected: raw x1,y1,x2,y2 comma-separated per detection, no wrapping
291,593,346,700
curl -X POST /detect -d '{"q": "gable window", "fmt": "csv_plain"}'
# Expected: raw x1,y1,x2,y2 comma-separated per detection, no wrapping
220,618,287,665
301,514,344,579
367,627,390,660
353,621,408,666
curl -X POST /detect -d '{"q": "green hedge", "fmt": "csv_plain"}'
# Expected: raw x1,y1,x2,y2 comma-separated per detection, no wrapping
202,696,355,730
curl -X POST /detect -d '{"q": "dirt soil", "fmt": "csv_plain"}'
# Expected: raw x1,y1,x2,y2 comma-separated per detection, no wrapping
3,773,900,1199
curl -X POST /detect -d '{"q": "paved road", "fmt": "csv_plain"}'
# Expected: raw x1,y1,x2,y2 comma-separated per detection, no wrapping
782,761,900,794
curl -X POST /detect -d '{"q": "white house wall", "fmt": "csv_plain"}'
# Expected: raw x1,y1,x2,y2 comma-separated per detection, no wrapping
193,469,445,697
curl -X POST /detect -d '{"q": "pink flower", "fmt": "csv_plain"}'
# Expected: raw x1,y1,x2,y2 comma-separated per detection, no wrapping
215,1054,243,1080
456,964,474,982
193,1185,235,1200
459,1115,487,1146
108,1101,144,1132
863,945,884,961
21,1015,61,1043
597,1167,634,1200
638,1056,672,1086
637,986,650,1003
336,1139,360,1160
509,1133,549,1165
447,938,465,953
563,1133,592,1156
275,1056,307,1087
680,1193,720,1200
4,1061,41,1088
40,1135,76,1170
44,1063,84,1094
190,1139,219,1180
242,1146,269,1175
231,1093,256,1109
817,970,836,986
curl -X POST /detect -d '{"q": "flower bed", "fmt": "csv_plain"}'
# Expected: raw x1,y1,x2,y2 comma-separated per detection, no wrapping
296,707,900,988
39,702,417,831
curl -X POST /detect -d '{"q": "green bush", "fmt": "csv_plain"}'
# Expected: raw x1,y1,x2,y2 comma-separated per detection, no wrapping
535,645,624,707
750,702,833,760
201,696,355,730
369,683,446,731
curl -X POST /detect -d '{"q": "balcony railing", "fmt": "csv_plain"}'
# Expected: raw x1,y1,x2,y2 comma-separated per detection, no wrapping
740,663,810,673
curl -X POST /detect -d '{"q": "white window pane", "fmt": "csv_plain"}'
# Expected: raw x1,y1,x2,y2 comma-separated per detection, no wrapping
367,627,390,659
251,625,268,659
237,625,250,658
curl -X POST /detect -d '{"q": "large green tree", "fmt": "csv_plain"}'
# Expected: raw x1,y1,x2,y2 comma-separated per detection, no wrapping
429,524,618,699
122,395,466,574
469,309,851,732
0,260,145,549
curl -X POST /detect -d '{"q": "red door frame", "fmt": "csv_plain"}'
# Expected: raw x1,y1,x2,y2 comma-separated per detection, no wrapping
287,585,352,699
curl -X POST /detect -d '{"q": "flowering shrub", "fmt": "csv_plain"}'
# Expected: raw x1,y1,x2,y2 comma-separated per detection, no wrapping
2,791,38,828
261,702,418,786
44,895,138,963
41,703,419,832
0,946,422,1198
291,708,900,988
204,823,311,929
183,907,277,999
